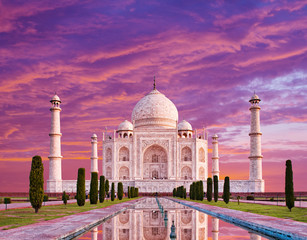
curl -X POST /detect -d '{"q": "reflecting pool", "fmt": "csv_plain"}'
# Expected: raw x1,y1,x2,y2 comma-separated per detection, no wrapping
76,198,271,240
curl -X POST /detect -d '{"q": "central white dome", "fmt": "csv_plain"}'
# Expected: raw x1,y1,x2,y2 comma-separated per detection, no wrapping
132,89,178,129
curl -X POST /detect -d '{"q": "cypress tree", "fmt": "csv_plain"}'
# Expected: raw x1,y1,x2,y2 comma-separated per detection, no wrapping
105,179,110,198
118,182,123,200
131,187,135,198
76,168,86,206
184,188,187,199
214,175,218,202
128,186,130,198
223,176,230,204
194,181,199,200
207,178,212,202
193,182,196,200
189,184,192,199
29,155,44,213
136,188,139,197
111,182,115,201
200,180,204,201
99,175,105,203
197,181,201,200
111,183,115,201
285,160,294,211
62,191,68,205
90,172,98,204
173,188,176,197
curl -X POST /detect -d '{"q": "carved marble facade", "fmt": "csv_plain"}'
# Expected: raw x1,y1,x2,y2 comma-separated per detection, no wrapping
102,128,208,193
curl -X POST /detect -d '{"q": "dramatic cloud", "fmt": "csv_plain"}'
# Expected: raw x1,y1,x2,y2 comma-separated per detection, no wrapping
0,0,306,192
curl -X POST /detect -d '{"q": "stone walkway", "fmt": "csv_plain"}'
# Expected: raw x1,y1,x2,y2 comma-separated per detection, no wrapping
0,198,142,240
169,197,307,240
0,199,80,211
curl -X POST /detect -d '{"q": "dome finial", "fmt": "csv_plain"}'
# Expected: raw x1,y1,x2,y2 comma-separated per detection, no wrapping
153,76,156,90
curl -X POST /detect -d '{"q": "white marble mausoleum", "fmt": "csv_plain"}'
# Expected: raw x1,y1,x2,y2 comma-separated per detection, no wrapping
46,82,265,193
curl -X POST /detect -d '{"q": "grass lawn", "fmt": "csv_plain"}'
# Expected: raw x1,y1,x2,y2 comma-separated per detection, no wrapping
0,198,139,230
175,198,307,223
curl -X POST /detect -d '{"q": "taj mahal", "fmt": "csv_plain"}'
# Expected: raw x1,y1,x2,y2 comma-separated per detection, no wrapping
46,80,264,193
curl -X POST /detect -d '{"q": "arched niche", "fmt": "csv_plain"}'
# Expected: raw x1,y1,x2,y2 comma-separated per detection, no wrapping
199,148,205,162
106,148,112,162
119,166,129,180
119,147,129,161
199,167,205,179
181,166,192,180
181,146,192,161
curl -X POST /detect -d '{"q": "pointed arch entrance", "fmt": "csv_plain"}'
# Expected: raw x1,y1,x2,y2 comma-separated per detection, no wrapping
143,144,168,179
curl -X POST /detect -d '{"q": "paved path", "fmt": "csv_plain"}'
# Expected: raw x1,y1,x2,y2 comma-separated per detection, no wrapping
0,198,142,240
0,199,83,211
169,198,307,240
230,199,307,208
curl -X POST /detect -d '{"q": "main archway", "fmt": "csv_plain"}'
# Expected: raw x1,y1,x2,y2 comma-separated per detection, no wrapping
143,145,168,180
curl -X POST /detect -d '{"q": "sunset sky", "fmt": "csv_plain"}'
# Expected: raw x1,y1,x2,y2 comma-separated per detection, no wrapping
0,0,306,192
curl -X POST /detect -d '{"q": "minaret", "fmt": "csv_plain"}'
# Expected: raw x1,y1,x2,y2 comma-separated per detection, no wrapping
47,94,63,193
212,134,219,178
91,133,98,173
249,93,263,181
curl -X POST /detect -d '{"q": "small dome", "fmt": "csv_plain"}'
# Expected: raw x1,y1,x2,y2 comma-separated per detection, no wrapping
131,89,178,129
92,133,97,138
118,120,133,131
213,134,218,138
178,120,192,131
51,94,61,102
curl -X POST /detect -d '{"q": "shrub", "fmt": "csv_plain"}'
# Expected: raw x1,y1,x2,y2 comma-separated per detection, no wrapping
246,195,254,200
99,175,105,203
43,194,49,202
270,197,274,201
285,159,294,211
4,198,11,210
207,178,212,202
29,155,44,213
223,176,230,204
118,182,123,200
213,175,218,202
76,168,86,206
62,191,69,205
111,182,115,201
90,172,98,204
105,179,110,198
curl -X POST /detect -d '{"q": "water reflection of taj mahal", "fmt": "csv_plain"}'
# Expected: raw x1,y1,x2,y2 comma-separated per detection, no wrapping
47,81,264,193
84,198,262,240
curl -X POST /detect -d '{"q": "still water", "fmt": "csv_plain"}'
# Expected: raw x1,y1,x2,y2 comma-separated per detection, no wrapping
76,198,270,240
